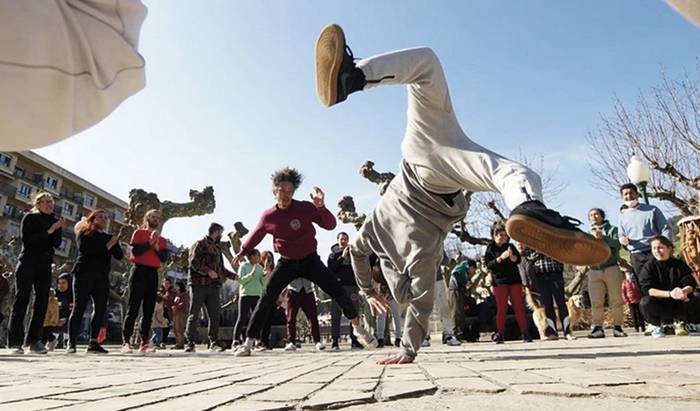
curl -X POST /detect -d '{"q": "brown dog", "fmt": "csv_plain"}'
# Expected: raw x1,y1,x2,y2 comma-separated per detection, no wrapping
525,288,584,339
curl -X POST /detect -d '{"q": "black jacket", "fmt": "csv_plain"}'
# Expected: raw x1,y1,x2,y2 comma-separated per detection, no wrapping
639,257,696,296
484,242,522,286
327,244,356,286
73,232,124,277
19,212,62,262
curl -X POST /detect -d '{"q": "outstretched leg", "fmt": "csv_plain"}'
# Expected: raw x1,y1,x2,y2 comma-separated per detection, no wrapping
315,24,610,266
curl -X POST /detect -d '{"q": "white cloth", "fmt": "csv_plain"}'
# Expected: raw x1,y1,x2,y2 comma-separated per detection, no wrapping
0,0,147,150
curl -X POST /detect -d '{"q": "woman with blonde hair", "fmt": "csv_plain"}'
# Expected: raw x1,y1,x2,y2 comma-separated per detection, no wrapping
67,209,123,353
8,192,64,354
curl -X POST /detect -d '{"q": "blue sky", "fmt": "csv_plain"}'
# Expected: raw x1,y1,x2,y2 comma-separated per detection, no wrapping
36,0,699,258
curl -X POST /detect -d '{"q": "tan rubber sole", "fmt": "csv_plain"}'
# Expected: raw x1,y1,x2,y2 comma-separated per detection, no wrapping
506,215,611,266
315,24,345,107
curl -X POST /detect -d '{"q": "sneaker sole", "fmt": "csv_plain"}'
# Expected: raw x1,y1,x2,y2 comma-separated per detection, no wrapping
506,215,611,266
315,23,345,107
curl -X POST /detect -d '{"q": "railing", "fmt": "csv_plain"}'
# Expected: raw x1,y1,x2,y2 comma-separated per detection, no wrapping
0,181,16,197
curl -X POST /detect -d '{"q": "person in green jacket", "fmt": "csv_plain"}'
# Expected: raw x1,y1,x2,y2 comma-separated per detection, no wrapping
232,249,265,346
587,208,626,338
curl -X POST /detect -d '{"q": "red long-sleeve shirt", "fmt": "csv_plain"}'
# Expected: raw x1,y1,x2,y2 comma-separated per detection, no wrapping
621,278,642,304
240,200,336,259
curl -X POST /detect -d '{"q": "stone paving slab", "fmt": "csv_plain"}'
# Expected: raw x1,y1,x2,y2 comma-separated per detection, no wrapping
379,380,437,400
435,377,506,393
2,333,700,409
511,383,601,397
302,390,376,409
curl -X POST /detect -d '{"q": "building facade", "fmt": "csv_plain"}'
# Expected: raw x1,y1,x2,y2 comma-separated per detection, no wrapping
0,151,128,265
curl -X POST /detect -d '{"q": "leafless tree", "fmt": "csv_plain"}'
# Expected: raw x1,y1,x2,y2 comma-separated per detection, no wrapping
587,65,700,216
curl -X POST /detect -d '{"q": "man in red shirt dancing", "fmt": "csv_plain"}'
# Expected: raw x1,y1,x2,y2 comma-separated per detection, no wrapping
231,167,375,357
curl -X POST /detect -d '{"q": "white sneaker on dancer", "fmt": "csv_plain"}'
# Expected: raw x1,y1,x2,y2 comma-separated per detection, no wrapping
284,342,297,351
120,342,133,353
444,335,461,346
315,342,326,351
353,324,378,349
233,344,251,357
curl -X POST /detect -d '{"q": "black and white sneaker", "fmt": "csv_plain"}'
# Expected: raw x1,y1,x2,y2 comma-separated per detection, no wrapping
315,24,366,107
506,200,611,266
86,342,109,354
28,342,48,354
588,326,605,339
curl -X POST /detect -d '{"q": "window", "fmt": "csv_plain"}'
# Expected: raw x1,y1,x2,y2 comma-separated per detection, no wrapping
62,202,75,218
45,175,59,191
84,193,96,209
18,183,32,199
113,209,124,222
3,204,13,216
0,153,12,168
13,166,25,178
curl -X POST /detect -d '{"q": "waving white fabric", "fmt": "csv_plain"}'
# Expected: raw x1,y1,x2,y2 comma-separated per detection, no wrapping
0,0,147,150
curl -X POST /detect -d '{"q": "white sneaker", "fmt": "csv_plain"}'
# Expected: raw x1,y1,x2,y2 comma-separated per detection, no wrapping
46,339,58,352
284,342,297,351
315,342,326,351
352,324,378,349
565,333,577,341
444,335,461,346
120,343,133,353
233,344,251,357
421,338,431,347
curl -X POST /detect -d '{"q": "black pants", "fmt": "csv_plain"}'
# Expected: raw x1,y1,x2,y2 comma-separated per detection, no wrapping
330,285,360,344
185,285,221,345
122,265,159,344
629,302,645,331
639,295,700,326
630,251,652,278
532,271,571,336
8,259,52,347
246,253,358,339
42,326,57,343
233,295,259,343
68,271,109,346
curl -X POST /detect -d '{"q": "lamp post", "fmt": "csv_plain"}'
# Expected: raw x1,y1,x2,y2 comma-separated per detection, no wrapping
626,155,651,205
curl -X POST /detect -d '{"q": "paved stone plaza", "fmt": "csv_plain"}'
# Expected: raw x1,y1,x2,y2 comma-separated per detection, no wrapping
1,332,699,410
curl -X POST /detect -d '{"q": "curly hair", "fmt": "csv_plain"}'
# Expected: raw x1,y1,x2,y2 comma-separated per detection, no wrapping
271,167,303,190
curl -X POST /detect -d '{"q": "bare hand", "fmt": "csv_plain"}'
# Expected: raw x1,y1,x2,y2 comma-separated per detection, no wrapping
594,229,603,240
376,353,414,365
310,186,325,208
499,250,510,261
57,318,66,326
620,236,630,247
232,254,243,267
670,287,687,301
366,292,389,316
48,217,66,233
207,270,218,279
342,246,350,258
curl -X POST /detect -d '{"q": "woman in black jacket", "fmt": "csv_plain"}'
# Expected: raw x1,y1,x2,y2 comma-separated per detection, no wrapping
483,221,531,343
67,209,123,353
8,192,64,354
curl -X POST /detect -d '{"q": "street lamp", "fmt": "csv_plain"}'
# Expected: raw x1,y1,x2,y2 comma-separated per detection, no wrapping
626,154,651,204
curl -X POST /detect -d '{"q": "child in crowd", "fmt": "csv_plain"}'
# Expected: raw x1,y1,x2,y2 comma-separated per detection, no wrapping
233,249,265,346
621,269,644,332
42,288,60,351
151,295,168,348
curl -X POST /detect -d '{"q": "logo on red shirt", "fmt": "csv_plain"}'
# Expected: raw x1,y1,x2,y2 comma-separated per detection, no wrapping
289,219,301,231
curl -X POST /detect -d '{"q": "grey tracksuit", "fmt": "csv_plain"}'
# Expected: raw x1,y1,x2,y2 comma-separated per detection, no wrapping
350,47,543,359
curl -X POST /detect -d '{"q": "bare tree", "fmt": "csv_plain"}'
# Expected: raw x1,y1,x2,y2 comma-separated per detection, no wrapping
587,65,700,216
